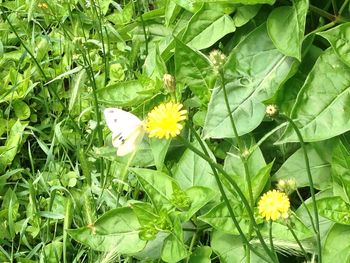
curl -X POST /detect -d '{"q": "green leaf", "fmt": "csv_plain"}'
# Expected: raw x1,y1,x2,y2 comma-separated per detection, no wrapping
267,0,308,60
42,241,62,263
198,200,250,235
273,139,335,190
182,5,236,50
67,207,146,253
69,69,86,111
251,162,273,201
161,216,188,262
323,224,350,263
261,217,313,241
182,186,217,220
175,38,213,102
279,49,350,143
317,196,350,225
174,141,218,191
97,79,155,107
149,138,171,171
211,231,264,263
203,24,296,138
132,168,177,211
13,100,30,120
233,5,261,27
224,139,266,182
0,120,27,172
3,188,19,239
318,22,350,67
332,141,350,202
189,246,212,263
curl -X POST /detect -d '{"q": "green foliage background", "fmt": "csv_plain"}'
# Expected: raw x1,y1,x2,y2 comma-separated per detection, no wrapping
1,0,350,262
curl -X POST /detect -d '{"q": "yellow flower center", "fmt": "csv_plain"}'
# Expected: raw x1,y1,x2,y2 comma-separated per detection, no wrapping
258,190,290,221
145,102,187,139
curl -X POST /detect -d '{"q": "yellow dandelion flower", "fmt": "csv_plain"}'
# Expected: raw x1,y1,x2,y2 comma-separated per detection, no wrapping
258,190,290,221
146,102,187,139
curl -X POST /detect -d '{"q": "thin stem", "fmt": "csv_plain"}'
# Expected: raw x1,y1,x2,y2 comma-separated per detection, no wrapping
269,220,278,262
136,0,148,56
331,0,338,15
339,0,350,15
179,134,278,263
219,69,255,261
287,222,309,261
188,126,268,261
309,21,336,34
296,189,317,234
279,114,322,263
309,4,335,21
219,70,254,207
186,231,197,263
116,150,137,206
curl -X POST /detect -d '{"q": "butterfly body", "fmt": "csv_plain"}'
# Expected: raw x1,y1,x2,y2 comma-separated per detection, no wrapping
104,108,145,156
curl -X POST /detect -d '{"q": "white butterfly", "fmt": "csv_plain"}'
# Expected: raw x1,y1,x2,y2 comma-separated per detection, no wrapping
104,108,145,156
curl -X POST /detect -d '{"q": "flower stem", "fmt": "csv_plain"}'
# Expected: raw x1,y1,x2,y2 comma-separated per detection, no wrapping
269,220,279,262
178,134,278,263
339,0,350,15
279,114,322,263
219,70,254,209
219,69,255,262
296,189,317,234
287,221,309,261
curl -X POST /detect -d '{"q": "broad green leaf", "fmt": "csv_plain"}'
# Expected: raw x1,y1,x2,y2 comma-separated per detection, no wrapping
0,120,27,172
172,0,202,12
277,43,322,115
318,22,350,67
332,141,350,202
182,186,217,220
203,24,296,139
175,38,213,102
267,0,308,60
279,49,350,142
42,241,62,263
189,246,212,263
132,202,159,226
211,231,265,263
132,168,177,211
174,141,218,191
182,5,236,50
273,139,335,190
251,162,273,201
149,138,171,171
133,232,168,260
35,37,49,62
13,100,30,120
224,139,266,179
233,5,261,27
316,196,350,225
323,224,350,263
260,217,313,241
198,200,251,235
97,79,155,107
161,216,188,262
67,207,146,253
165,0,182,26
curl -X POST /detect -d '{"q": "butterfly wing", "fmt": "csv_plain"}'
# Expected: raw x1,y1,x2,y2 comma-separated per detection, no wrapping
116,125,145,156
104,108,144,156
